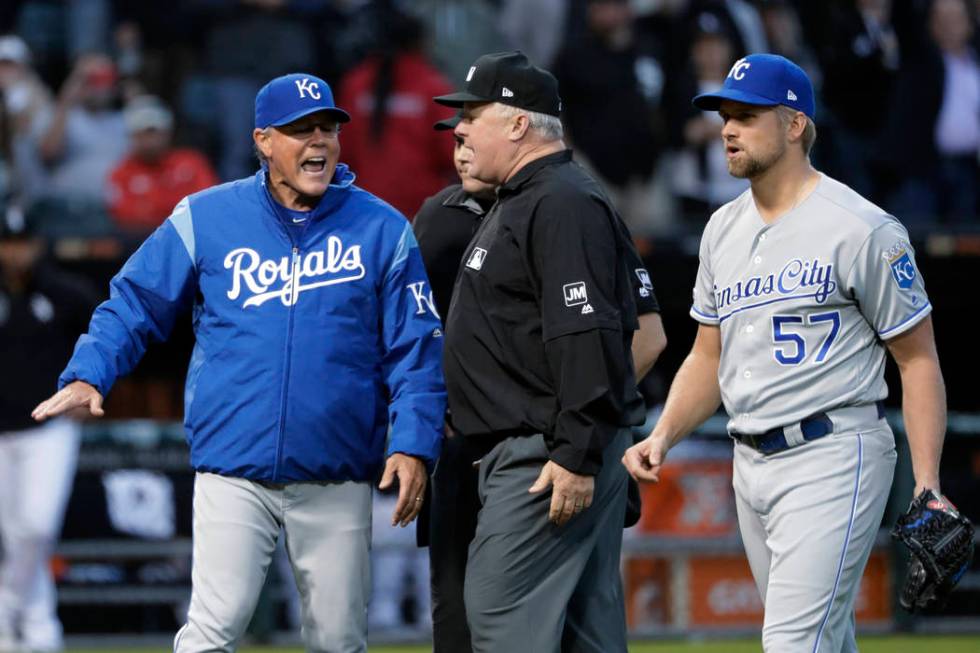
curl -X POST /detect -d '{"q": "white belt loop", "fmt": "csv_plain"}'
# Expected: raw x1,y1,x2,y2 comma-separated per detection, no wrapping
826,403,884,434
783,422,806,447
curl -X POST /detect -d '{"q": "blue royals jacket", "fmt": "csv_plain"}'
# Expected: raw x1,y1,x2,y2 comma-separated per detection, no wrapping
60,166,446,482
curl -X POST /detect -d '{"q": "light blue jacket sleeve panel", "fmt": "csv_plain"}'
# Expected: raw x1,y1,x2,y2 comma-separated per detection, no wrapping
59,203,199,396
380,221,446,465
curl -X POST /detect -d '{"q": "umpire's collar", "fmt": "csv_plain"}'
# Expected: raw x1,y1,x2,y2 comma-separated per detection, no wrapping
498,149,572,197
443,185,492,216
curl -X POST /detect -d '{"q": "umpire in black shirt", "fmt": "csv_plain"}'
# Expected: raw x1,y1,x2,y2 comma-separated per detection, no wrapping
417,113,665,653
435,51,644,652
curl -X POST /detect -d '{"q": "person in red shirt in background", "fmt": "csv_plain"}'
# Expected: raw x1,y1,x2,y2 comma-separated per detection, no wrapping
107,95,218,233
337,8,456,219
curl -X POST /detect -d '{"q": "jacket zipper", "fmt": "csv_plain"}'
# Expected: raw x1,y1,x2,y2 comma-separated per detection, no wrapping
273,244,300,480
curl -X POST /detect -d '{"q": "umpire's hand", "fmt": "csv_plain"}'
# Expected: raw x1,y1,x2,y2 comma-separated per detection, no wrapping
379,453,428,528
529,461,594,527
32,380,104,422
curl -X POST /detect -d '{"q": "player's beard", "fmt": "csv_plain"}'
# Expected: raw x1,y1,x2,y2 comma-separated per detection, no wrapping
728,140,787,179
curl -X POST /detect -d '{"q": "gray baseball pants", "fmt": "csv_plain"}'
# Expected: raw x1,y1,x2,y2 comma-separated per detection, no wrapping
173,472,372,653
734,409,897,653
464,430,631,653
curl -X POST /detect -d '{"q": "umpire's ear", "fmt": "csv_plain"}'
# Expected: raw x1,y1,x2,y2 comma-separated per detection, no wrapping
506,110,531,143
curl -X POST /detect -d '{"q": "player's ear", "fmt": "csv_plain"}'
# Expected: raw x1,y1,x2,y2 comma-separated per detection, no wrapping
253,127,272,159
787,111,807,144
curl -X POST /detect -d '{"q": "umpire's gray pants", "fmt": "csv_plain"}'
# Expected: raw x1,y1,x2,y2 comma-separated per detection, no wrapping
464,430,631,653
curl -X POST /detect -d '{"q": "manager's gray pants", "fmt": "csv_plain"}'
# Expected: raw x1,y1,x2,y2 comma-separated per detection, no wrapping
173,472,371,653
464,430,631,653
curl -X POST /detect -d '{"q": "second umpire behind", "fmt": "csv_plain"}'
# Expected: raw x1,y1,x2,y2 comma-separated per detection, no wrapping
436,51,644,652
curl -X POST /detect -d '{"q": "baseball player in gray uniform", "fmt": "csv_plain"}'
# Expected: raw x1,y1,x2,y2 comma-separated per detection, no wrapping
623,54,948,652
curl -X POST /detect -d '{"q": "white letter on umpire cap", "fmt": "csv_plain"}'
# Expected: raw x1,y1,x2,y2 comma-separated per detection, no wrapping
295,78,321,100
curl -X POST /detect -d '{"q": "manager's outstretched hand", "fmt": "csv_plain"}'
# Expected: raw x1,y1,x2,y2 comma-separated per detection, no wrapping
31,380,104,422
379,453,428,528
622,435,670,483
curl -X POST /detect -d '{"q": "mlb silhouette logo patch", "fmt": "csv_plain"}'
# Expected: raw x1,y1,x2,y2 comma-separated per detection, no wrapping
466,247,487,271
889,252,916,289
563,282,588,306
635,268,653,297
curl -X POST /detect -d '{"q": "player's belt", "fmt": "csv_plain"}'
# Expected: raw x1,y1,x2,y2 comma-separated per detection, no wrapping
731,401,886,455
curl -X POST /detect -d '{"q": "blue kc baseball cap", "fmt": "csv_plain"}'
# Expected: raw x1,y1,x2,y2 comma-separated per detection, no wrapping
693,54,815,119
254,73,350,129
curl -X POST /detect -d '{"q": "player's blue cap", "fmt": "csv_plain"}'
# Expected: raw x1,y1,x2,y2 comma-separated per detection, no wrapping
692,54,815,119
254,73,350,129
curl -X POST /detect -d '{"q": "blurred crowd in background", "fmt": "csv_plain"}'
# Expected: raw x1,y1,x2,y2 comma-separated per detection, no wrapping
0,0,977,242
0,1,978,642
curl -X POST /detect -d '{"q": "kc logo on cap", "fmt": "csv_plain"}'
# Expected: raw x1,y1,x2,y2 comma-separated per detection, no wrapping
729,59,751,80
255,72,350,129
294,77,321,100
693,53,815,120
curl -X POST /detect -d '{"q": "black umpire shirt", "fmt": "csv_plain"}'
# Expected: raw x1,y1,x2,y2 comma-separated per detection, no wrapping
413,184,492,321
414,183,660,329
443,150,648,475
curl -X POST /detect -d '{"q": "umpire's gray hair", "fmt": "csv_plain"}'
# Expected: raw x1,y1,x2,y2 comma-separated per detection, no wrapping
494,103,564,141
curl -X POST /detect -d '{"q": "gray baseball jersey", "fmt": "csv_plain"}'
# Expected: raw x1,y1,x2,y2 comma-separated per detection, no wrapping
691,173,931,435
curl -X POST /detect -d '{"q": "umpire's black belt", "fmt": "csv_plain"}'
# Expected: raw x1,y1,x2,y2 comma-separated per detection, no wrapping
731,401,886,455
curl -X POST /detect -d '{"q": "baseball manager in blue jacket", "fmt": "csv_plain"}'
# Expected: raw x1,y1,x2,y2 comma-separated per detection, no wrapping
31,73,446,652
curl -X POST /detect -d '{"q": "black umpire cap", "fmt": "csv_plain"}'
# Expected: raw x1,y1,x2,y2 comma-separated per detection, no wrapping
433,111,461,131
434,51,562,117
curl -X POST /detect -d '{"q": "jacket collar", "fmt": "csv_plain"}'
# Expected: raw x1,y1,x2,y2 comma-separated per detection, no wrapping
255,163,357,224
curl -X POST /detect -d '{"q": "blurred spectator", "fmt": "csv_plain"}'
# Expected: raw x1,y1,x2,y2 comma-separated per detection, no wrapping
187,0,327,180
36,53,127,206
110,3,198,105
111,21,147,103
759,0,822,87
107,96,218,234
0,34,51,204
412,0,509,85
499,0,569,69
664,12,748,221
553,0,666,233
817,0,899,198
719,0,769,54
0,79,11,215
655,1,768,128
683,0,769,59
10,0,112,84
0,208,99,653
336,9,455,219
879,0,979,224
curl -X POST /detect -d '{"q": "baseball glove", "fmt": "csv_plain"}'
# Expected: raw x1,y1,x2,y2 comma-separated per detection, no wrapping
891,489,975,612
